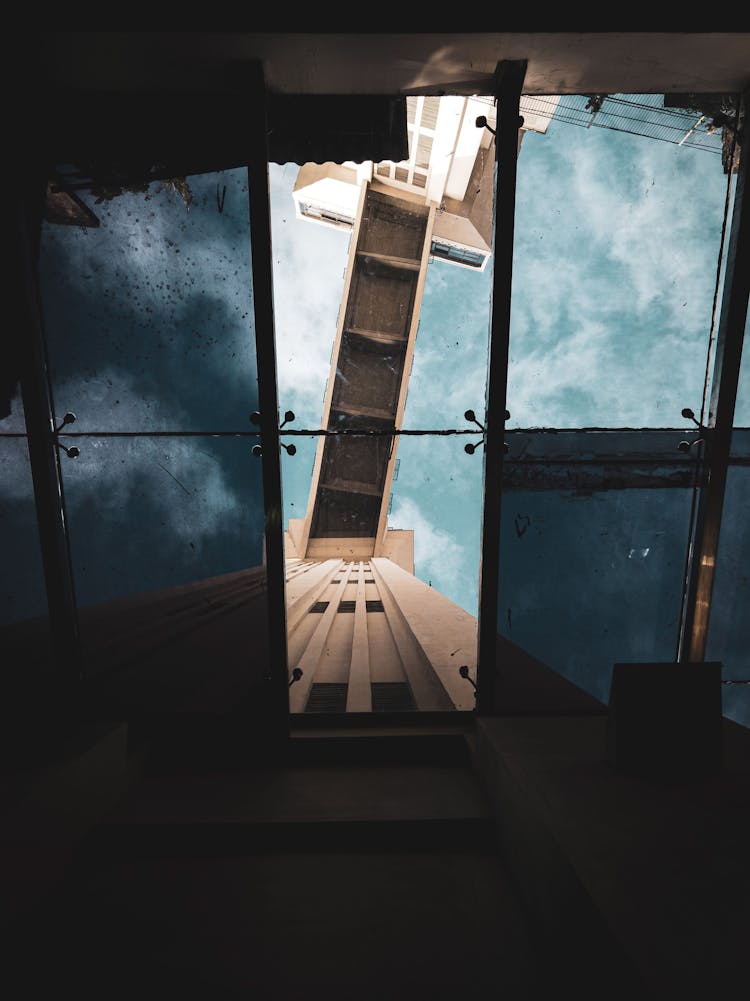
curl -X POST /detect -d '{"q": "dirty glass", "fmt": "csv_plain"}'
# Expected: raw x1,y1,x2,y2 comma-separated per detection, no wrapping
39,169,257,433
508,95,732,429
36,166,271,712
497,449,695,705
706,466,750,728
60,436,265,609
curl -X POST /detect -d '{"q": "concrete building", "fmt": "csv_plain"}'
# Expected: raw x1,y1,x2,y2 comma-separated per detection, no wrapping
292,94,558,271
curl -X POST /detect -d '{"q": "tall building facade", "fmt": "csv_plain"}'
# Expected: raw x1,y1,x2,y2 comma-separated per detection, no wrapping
285,95,557,713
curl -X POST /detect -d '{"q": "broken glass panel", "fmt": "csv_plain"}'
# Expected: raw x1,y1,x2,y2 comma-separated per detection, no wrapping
38,168,257,432
706,466,750,728
497,442,695,705
508,95,732,429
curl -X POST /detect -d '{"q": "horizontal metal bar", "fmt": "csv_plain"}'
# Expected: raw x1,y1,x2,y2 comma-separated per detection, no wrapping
6,426,743,440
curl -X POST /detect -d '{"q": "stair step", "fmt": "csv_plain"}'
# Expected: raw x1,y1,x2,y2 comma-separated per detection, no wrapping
76,815,497,862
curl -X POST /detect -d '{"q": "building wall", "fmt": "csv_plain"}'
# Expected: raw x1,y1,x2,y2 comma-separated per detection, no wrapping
285,556,477,713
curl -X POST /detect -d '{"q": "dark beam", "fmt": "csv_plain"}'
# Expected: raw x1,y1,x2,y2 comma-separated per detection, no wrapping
683,91,749,662
476,60,527,715
16,177,81,686
246,62,291,730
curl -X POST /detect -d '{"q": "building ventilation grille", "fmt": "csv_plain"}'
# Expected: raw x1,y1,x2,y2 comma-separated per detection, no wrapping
306,683,348,713
366,600,384,612
365,579,375,584
309,601,329,613
371,682,416,712
338,600,356,613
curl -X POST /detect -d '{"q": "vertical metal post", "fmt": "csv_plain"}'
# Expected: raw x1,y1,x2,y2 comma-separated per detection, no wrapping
246,62,291,727
16,176,81,686
683,92,749,662
476,61,527,715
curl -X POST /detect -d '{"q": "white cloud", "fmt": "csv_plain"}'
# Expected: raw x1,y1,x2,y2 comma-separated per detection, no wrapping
0,371,250,554
388,495,474,610
507,126,728,427
269,164,350,426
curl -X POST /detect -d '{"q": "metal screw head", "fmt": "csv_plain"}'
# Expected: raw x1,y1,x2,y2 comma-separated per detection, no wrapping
251,444,263,457
464,409,476,422
677,441,691,452
67,446,80,458
63,412,76,425
250,412,261,425
286,443,296,456
465,443,476,454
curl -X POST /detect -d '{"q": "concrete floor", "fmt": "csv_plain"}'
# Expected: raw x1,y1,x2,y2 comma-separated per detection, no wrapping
7,730,546,999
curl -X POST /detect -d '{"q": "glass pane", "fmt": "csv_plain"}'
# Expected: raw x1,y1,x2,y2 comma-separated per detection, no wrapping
270,95,496,436
402,259,492,430
270,163,350,429
39,168,257,432
509,94,732,429
388,434,483,617
0,438,49,625
1,384,26,434
0,438,52,694
59,436,267,709
281,433,319,532
282,433,477,713
498,452,694,704
732,307,750,429
61,436,265,609
706,466,750,728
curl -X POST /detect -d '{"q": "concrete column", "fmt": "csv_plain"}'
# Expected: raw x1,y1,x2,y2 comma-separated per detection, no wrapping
346,561,372,712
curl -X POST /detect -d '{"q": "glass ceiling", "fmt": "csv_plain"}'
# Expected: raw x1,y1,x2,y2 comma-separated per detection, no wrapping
3,89,748,726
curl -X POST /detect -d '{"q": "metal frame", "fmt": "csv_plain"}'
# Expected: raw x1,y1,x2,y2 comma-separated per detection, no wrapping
246,62,292,729
15,61,745,722
476,61,527,715
16,177,81,687
682,90,749,663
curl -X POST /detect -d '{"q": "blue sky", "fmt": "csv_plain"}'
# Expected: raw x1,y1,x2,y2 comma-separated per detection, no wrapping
269,113,733,618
